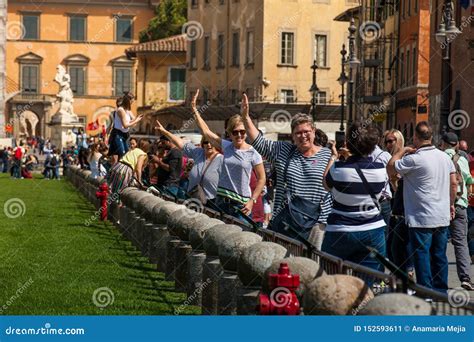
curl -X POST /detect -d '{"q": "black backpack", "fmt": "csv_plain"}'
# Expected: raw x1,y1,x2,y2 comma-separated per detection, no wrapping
50,155,58,167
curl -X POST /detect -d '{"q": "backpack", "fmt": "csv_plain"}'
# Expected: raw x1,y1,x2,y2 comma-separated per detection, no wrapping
14,147,23,160
452,153,465,201
50,155,58,167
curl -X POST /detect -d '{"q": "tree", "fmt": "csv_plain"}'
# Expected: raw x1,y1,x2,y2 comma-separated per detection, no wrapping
139,0,187,42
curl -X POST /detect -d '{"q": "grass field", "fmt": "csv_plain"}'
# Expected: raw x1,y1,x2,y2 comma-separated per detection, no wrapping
0,174,199,315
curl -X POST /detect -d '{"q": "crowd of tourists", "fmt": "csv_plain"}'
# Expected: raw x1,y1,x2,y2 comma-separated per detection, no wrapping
6,90,473,294
94,91,474,294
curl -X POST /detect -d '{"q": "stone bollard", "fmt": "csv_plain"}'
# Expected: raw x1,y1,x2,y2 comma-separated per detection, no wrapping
131,217,146,251
108,197,120,227
165,239,181,281
185,217,223,307
201,224,242,315
303,275,374,315
174,243,193,292
236,242,289,315
358,293,434,315
263,256,325,305
167,209,212,293
141,222,154,257
118,205,130,235
186,251,207,306
217,232,262,315
124,210,138,242
149,225,170,271
149,202,183,273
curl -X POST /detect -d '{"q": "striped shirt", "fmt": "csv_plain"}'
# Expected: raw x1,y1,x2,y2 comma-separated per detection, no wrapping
325,156,388,232
252,133,332,224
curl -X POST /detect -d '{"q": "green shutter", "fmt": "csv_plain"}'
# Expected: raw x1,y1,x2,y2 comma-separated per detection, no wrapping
23,15,38,40
169,69,185,101
70,17,85,41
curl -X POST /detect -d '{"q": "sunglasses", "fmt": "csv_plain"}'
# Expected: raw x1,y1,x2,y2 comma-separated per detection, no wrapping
232,130,246,136
202,141,210,145
384,139,396,144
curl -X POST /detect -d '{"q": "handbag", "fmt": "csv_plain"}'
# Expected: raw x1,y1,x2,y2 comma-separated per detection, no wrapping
269,148,331,243
187,152,218,205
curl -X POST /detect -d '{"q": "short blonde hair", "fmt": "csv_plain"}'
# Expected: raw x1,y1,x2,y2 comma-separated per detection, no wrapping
226,114,244,136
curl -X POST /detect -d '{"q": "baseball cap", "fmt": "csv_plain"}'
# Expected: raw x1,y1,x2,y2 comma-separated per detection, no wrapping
442,132,459,146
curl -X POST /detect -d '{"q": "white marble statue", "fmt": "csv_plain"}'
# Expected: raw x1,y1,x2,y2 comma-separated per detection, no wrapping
54,65,77,121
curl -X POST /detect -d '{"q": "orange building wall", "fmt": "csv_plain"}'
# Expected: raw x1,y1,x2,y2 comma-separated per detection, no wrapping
6,1,155,134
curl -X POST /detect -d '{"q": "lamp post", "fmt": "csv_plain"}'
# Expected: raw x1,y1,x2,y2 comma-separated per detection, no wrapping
347,17,360,126
435,0,461,135
336,44,349,149
309,60,319,122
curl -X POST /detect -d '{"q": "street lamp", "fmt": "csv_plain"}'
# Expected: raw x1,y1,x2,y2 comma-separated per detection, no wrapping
336,44,348,149
337,44,348,131
435,0,461,135
347,17,360,126
309,60,319,122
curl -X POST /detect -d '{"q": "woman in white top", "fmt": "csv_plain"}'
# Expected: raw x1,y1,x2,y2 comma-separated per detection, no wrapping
108,92,143,165
191,90,265,220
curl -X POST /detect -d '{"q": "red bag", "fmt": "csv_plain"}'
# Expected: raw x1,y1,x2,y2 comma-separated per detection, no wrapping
14,147,23,160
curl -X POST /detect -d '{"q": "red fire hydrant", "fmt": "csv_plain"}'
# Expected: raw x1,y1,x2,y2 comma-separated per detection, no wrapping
95,182,109,221
258,263,301,315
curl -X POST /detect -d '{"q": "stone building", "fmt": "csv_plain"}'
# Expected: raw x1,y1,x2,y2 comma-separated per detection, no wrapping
429,0,474,145
394,0,431,142
5,0,156,140
125,34,187,135
155,0,359,140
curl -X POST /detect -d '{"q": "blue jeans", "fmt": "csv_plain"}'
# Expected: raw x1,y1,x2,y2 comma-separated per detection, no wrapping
322,227,386,273
409,227,449,292
12,160,21,178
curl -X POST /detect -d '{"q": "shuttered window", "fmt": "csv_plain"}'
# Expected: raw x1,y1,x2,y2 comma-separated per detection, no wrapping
169,68,186,101
114,68,131,96
23,14,39,40
69,66,85,95
21,65,38,93
70,16,86,41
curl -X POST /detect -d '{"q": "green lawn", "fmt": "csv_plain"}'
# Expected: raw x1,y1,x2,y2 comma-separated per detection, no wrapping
0,174,198,315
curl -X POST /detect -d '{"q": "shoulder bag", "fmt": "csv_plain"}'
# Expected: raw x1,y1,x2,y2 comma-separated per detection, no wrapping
269,148,331,244
187,153,218,204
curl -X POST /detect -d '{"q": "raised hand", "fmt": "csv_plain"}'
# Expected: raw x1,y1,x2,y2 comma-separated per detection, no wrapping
241,93,249,118
191,89,200,112
154,119,165,133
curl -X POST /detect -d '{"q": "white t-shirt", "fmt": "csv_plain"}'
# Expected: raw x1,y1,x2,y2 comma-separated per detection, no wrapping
395,145,456,228
113,108,132,133
216,139,263,203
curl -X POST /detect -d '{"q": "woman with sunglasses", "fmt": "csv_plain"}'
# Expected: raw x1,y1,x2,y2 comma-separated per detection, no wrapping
383,129,415,278
154,120,223,202
191,90,266,219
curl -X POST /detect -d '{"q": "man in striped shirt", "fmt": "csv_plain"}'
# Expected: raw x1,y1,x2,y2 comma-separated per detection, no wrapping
322,121,388,272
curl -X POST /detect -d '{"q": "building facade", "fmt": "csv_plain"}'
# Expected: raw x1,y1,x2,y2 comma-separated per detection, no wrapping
429,0,474,145
5,0,156,140
126,34,187,134
394,0,431,141
182,0,359,138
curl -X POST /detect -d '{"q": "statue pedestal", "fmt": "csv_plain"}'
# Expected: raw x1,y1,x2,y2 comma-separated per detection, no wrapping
49,117,81,149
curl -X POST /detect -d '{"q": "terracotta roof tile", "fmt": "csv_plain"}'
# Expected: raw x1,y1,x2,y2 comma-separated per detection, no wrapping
127,34,187,54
